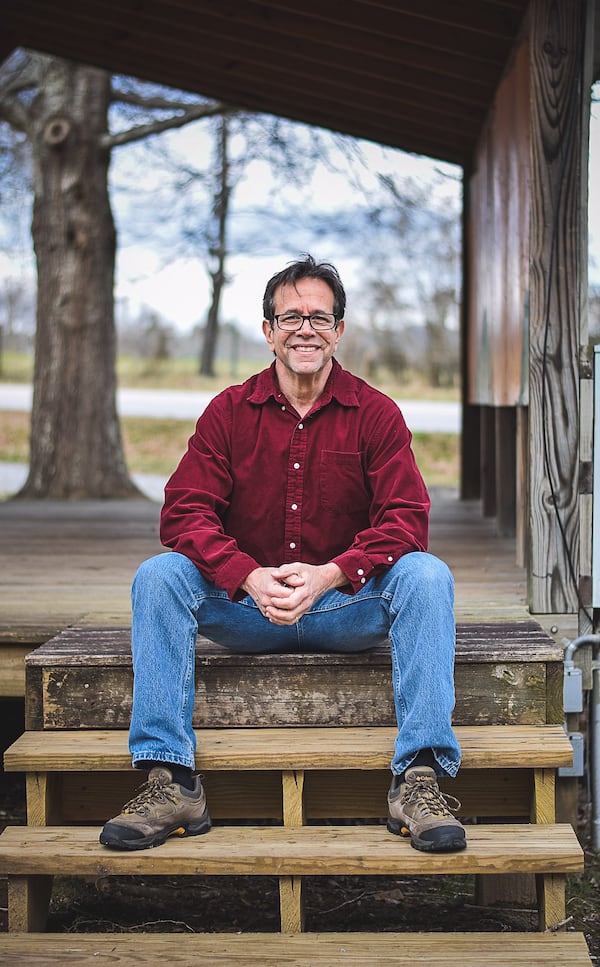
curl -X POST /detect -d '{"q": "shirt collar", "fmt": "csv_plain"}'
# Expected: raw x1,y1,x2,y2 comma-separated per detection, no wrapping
246,358,360,409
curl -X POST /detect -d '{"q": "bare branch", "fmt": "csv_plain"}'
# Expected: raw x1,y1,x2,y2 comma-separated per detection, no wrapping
110,87,212,112
0,98,30,134
101,101,232,149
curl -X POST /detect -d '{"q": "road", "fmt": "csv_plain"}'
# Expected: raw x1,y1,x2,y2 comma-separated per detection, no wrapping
0,384,461,433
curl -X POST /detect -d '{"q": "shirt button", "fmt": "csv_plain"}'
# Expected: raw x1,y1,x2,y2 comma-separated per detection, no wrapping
289,542,296,549
357,568,364,575
298,423,304,429
291,503,298,510
360,577,366,584
293,462,300,469
388,556,393,562
281,405,286,411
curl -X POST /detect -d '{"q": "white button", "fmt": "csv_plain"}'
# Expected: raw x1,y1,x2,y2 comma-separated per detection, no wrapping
298,423,304,429
281,405,286,411
360,577,366,584
291,503,298,510
357,568,364,575
293,462,300,469
388,556,393,562
289,542,296,549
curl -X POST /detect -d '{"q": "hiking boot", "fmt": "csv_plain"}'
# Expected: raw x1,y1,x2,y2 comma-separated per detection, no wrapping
387,765,466,853
99,766,211,851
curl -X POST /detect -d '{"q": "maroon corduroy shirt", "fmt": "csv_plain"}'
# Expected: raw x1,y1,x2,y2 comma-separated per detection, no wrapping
160,358,430,601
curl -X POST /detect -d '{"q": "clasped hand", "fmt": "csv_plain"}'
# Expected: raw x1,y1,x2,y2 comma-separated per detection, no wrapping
242,561,344,626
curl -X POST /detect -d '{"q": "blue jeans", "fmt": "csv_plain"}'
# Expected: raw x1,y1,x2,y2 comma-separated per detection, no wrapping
129,551,461,778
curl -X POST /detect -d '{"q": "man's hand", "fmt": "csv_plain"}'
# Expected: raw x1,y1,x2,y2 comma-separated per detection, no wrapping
241,562,346,626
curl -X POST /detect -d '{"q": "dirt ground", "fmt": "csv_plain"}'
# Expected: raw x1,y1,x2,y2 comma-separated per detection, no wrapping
0,698,598,960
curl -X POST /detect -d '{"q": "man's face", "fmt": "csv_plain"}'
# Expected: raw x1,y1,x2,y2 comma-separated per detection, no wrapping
262,277,344,378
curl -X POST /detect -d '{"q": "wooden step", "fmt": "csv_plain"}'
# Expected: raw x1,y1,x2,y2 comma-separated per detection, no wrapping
4,724,573,771
0,931,593,965
0,823,583,877
24,622,564,729
4,725,572,826
0,823,583,934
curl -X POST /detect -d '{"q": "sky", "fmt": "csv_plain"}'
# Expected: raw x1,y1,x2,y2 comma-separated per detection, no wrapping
113,143,461,338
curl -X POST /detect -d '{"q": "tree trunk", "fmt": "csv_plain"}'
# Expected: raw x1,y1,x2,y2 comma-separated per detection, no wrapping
19,58,140,498
200,117,230,377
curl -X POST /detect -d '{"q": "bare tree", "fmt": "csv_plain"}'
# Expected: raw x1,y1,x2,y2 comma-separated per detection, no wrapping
0,51,226,497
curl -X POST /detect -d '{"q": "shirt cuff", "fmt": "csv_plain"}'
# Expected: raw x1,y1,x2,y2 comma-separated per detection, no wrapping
215,553,261,602
332,550,378,594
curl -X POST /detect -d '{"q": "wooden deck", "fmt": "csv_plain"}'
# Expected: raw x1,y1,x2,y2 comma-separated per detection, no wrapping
0,487,577,695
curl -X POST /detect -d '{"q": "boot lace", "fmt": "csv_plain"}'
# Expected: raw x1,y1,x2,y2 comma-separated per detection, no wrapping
121,774,179,816
403,775,461,818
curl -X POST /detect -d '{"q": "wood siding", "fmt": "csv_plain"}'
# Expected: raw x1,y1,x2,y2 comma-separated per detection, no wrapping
467,39,530,408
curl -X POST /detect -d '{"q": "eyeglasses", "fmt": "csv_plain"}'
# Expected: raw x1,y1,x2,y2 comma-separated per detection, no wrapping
273,312,338,332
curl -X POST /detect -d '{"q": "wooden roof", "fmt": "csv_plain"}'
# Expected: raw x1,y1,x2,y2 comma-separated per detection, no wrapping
2,0,533,166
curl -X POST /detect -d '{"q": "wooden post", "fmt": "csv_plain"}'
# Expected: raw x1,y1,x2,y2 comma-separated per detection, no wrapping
516,406,529,568
528,0,586,613
532,768,556,824
495,407,517,537
280,770,306,932
460,176,482,501
481,407,496,518
8,876,53,932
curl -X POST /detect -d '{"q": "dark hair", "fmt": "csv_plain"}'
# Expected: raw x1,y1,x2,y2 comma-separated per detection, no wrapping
262,254,346,323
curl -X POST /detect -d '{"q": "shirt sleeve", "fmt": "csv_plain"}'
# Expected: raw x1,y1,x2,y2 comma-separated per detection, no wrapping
159,395,260,600
330,400,430,594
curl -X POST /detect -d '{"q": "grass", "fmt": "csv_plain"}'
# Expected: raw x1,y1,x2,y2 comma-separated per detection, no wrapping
1,351,460,401
0,411,459,488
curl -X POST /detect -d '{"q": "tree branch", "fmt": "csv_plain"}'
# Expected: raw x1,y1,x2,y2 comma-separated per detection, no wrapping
101,101,232,149
0,96,30,134
110,88,213,112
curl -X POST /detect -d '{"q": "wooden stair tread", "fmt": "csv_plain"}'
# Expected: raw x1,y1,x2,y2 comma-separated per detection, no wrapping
0,824,583,876
4,724,573,772
0,932,592,965
26,621,564,664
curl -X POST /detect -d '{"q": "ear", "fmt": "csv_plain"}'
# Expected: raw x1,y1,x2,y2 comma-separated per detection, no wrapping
262,318,275,350
333,318,345,347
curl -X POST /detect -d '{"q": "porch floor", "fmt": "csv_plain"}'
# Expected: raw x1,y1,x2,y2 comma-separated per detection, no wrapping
0,487,575,648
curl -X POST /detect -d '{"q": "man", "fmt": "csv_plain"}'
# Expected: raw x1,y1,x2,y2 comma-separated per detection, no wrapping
100,255,465,854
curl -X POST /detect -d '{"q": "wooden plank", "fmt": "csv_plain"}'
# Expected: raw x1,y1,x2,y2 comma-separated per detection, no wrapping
7,876,53,933
528,0,584,613
22,622,563,729
0,824,583,877
0,644,31,696
0,931,593,966
31,660,554,728
279,875,304,933
5,725,574,772
282,770,305,826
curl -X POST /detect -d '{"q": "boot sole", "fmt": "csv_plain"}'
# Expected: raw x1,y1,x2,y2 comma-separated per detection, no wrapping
99,813,212,851
387,817,466,853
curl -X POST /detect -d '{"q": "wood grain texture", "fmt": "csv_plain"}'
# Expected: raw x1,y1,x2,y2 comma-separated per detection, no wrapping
527,0,584,613
5,725,573,772
0,931,592,966
0,823,583,877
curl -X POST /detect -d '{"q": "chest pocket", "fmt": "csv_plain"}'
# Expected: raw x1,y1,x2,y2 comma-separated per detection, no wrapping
319,450,368,515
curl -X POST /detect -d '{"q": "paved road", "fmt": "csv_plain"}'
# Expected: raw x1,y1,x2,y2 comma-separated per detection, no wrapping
0,383,461,432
